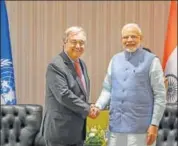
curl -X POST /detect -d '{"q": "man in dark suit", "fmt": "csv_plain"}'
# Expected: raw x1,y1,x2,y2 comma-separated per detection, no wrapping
41,26,95,146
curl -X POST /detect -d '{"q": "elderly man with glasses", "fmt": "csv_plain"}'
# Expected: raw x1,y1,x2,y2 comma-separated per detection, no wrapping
40,26,95,146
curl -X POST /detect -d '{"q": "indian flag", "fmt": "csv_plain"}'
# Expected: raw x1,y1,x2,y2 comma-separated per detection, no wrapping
162,1,177,103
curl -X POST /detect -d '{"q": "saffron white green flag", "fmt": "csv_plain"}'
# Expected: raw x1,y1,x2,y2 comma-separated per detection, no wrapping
162,1,177,103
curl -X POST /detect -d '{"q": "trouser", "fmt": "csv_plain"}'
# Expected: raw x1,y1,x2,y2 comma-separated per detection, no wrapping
45,140,84,146
108,132,156,146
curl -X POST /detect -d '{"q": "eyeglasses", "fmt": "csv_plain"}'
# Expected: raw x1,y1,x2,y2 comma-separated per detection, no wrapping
68,39,85,46
122,35,140,40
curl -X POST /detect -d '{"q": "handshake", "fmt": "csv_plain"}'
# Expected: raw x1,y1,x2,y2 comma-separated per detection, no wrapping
88,104,100,119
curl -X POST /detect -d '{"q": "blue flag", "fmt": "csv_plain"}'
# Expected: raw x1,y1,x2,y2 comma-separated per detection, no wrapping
1,0,16,104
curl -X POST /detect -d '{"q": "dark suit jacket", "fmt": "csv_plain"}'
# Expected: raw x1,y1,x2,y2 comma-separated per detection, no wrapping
41,51,90,145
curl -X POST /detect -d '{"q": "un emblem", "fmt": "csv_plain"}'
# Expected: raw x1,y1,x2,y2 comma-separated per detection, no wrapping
1,59,16,104
166,74,177,103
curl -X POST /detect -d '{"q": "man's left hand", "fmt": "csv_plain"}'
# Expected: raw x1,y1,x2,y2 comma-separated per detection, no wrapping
146,125,158,145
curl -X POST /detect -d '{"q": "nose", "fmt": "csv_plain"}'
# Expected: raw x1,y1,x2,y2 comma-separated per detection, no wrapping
76,43,80,48
127,36,133,41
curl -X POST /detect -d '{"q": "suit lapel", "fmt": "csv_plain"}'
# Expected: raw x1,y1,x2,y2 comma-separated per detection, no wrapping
60,51,87,97
60,51,76,77
80,61,89,98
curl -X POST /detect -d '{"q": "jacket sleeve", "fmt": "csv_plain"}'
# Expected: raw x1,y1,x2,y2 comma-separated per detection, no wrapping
46,63,90,119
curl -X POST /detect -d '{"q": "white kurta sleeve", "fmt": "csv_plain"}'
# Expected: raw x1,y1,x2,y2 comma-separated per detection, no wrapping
95,60,112,110
149,57,167,126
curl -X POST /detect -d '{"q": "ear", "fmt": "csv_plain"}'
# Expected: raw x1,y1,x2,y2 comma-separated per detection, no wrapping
63,38,67,44
140,35,143,41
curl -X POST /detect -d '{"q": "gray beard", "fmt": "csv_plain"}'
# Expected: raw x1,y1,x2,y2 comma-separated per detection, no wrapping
126,48,137,52
125,44,141,52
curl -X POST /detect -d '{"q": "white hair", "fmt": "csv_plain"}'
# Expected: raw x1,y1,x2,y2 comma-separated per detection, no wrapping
63,26,86,43
121,23,142,36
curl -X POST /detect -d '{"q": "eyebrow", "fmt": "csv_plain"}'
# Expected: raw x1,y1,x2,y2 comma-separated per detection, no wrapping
70,39,85,42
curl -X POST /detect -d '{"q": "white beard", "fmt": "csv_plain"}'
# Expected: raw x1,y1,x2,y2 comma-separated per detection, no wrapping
125,44,141,52
126,48,137,52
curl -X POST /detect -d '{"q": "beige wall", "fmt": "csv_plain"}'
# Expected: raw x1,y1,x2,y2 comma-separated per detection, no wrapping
6,1,170,105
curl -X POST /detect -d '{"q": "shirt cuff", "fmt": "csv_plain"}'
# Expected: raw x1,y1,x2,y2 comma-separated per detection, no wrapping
151,118,159,127
95,103,103,110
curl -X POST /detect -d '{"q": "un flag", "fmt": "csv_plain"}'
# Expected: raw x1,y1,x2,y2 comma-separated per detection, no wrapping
1,0,16,105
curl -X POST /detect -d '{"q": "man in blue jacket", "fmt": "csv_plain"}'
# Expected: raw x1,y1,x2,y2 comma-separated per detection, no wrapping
94,23,166,146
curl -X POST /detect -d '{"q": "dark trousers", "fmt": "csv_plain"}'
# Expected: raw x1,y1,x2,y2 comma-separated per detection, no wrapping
45,140,84,146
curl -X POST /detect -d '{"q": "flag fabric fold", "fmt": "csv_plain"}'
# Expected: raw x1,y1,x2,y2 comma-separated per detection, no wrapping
1,0,17,104
162,1,177,103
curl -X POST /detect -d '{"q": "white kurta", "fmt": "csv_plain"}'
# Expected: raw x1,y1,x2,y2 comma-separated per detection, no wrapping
95,54,166,146
108,133,156,146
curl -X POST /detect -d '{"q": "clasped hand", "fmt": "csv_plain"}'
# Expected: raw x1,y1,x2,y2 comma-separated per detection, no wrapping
88,104,100,119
